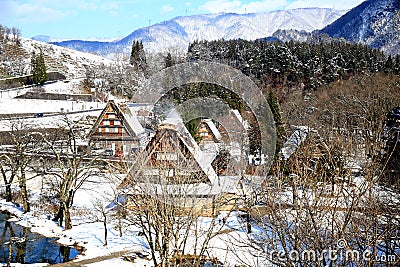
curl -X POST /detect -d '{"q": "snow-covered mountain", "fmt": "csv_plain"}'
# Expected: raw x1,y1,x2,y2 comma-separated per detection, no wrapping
51,8,347,56
321,0,400,55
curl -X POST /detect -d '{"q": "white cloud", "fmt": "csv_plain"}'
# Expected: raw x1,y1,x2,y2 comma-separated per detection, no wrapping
0,0,123,24
161,4,174,14
100,2,119,11
19,0,98,10
1,1,74,23
130,13,140,19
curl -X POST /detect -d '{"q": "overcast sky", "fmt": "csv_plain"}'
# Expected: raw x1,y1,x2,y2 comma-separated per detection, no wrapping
0,0,365,40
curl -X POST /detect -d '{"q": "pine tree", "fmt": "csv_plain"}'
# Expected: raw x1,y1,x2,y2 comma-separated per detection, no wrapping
394,55,400,74
382,107,400,190
31,49,48,85
31,51,38,84
129,40,138,65
164,52,174,68
267,90,285,156
130,40,146,71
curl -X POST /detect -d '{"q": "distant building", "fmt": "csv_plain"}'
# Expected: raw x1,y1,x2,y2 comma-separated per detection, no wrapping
87,100,145,156
196,118,222,144
127,103,153,127
216,109,248,157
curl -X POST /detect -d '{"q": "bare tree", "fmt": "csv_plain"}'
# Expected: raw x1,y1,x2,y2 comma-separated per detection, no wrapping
121,184,234,267
11,27,21,44
0,154,18,202
39,115,101,229
91,198,111,246
0,24,5,42
4,27,10,41
0,122,42,211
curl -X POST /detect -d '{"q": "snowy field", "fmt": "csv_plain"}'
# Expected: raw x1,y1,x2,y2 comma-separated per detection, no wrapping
0,98,103,115
0,80,105,115
0,79,106,132
0,108,103,132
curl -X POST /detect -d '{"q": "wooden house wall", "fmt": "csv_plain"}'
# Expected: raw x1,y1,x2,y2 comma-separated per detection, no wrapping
89,102,139,154
196,122,218,142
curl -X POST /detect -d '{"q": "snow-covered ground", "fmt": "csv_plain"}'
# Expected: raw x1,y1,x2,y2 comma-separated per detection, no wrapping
0,109,103,132
4,77,396,266
0,80,104,114
0,98,103,115
0,171,152,266
0,79,107,132
41,79,86,95
0,170,259,267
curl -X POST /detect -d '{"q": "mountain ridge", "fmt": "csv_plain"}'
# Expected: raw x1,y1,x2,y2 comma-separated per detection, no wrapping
50,8,347,56
321,0,400,55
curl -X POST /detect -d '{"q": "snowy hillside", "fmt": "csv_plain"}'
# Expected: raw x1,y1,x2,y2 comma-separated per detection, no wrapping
3,37,113,79
52,8,347,55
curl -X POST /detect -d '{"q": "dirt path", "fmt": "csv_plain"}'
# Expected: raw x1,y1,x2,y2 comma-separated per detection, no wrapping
50,249,145,266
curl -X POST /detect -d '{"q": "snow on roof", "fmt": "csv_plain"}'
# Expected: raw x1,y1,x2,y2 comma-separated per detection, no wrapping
118,103,144,137
158,111,220,185
88,100,145,141
124,108,241,195
202,119,222,141
166,107,182,120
